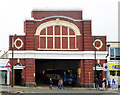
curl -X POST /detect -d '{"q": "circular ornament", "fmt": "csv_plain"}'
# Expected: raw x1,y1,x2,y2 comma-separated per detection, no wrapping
93,39,103,50
14,38,23,49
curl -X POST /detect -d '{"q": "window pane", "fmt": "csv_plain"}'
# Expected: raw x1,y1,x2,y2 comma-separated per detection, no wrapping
40,37,46,48
115,48,120,57
110,71,115,76
47,37,53,48
117,71,120,76
110,48,114,57
70,37,75,49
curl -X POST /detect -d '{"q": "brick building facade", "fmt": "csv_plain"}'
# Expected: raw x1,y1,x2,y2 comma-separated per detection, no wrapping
8,10,107,87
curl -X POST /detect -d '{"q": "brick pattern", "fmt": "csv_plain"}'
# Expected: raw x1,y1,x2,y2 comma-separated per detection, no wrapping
32,11,82,19
25,59,35,82
9,36,25,50
24,20,34,50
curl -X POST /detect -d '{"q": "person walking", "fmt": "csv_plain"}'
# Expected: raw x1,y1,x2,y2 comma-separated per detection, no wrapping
49,78,53,89
102,78,105,89
108,79,111,88
94,78,99,89
21,76,25,86
59,78,64,89
112,79,116,89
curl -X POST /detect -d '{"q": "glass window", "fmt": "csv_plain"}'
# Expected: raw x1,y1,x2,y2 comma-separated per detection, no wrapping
0,71,7,84
115,48,120,57
117,71,120,76
110,48,114,57
110,71,115,76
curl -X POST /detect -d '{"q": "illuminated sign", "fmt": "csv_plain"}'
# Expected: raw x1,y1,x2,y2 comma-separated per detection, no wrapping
78,68,81,73
109,63,120,71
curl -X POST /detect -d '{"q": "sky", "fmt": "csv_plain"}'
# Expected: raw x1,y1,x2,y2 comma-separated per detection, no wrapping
0,0,119,50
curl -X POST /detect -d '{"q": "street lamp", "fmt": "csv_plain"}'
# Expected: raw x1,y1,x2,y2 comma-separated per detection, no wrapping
93,37,101,88
11,34,16,87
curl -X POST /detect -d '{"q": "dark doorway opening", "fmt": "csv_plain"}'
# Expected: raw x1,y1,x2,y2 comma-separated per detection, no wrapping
35,59,79,86
97,70,102,87
15,69,22,85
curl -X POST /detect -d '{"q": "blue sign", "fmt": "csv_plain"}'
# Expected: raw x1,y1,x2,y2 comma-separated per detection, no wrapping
112,65,120,69
0,66,6,68
105,65,108,69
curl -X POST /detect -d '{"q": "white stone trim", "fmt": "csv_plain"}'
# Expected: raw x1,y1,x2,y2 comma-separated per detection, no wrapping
14,38,24,49
93,67,104,71
75,35,77,49
93,39,103,50
35,19,81,36
68,27,70,49
53,26,55,49
8,50,107,60
13,66,25,69
39,35,76,37
60,26,62,49
34,16,83,22
39,35,40,48
46,28,47,49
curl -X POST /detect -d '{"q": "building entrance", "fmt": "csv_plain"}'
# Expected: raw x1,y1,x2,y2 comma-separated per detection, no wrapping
97,70,102,87
15,69,22,85
35,59,79,86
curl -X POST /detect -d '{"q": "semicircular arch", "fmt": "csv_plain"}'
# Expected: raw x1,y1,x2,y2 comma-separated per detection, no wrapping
35,19,81,35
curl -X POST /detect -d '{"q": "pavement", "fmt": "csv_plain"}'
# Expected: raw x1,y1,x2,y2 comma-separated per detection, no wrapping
0,85,119,95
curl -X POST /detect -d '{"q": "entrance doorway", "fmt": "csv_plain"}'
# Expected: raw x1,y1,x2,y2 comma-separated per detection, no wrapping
15,69,22,85
97,70,102,87
35,59,79,86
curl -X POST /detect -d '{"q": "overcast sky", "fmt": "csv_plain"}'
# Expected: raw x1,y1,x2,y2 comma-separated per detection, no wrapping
0,0,119,50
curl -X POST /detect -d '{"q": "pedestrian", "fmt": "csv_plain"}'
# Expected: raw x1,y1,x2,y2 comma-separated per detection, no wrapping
59,78,64,89
58,79,60,88
94,78,99,89
108,79,111,88
21,76,25,86
102,78,105,89
49,78,53,89
112,79,116,89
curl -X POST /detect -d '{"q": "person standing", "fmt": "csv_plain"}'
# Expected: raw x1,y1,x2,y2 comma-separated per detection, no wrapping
49,78,53,89
108,79,111,88
112,79,116,89
59,78,64,89
102,78,105,89
21,76,25,86
94,78,99,89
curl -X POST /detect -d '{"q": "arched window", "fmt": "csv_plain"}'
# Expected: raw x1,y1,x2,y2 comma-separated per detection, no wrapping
35,19,81,50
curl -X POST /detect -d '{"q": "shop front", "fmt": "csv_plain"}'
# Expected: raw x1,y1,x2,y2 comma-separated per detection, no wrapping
107,62,120,88
0,59,10,85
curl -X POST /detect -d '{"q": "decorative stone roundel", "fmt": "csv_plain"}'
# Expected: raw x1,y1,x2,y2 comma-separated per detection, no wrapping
93,39,103,50
14,38,23,49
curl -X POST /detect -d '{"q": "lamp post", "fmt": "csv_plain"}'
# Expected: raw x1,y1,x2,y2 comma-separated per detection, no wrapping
93,37,101,88
11,34,16,87
94,41,97,88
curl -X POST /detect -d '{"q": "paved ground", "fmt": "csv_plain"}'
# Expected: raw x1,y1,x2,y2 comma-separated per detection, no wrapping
0,86,119,95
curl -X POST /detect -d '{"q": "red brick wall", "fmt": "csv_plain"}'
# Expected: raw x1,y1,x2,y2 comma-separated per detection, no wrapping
25,59,35,82
32,11,82,19
9,36,25,50
24,20,35,50
78,59,107,84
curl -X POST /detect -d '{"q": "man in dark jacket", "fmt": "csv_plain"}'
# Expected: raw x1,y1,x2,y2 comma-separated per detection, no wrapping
94,78,99,89
49,78,53,89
